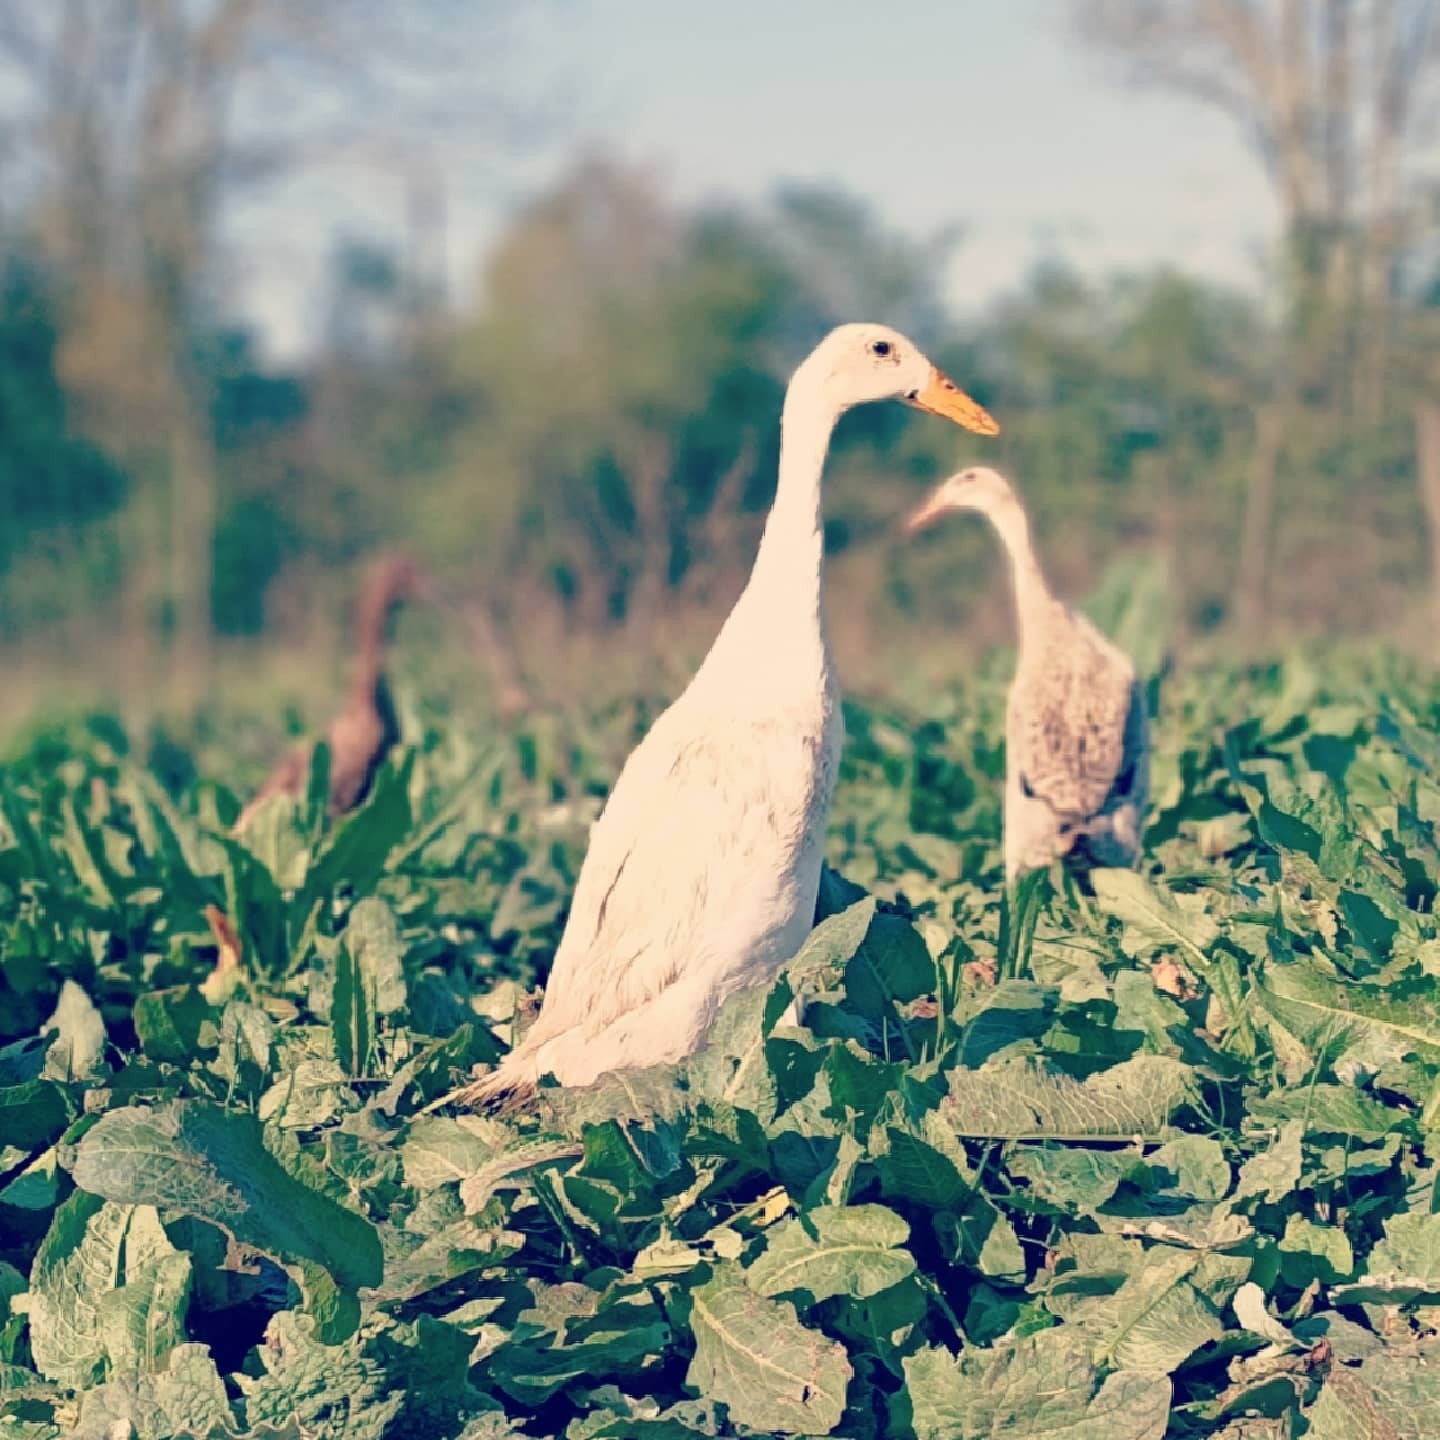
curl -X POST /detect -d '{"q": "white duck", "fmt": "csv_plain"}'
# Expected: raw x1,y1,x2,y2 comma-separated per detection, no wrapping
904,467,1148,880
459,325,999,1102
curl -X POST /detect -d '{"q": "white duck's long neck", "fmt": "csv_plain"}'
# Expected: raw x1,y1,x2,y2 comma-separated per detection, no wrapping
987,502,1053,654
695,379,840,695
749,382,838,613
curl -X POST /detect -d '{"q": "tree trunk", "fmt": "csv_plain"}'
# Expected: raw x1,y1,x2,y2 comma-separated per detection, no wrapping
624,429,673,651
1416,402,1440,657
119,504,157,719
1233,402,1287,638
466,596,531,719
166,369,218,701
1357,0,1408,423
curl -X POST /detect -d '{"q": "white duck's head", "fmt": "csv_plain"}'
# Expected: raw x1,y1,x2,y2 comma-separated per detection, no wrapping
902,465,1021,534
791,323,1000,435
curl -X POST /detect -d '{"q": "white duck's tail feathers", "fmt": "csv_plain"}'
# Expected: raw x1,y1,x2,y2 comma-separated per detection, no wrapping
450,1049,539,1112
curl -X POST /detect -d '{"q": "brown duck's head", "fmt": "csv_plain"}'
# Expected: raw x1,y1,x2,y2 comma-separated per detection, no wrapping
354,549,437,652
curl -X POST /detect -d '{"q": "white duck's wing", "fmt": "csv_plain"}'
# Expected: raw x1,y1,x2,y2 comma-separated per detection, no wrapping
1010,611,1139,829
519,703,836,1059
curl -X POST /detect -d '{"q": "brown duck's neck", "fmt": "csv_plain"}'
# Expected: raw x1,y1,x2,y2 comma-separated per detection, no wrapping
346,646,385,705
348,570,407,699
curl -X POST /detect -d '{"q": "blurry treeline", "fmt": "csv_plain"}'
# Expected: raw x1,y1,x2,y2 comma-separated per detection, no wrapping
0,1,1438,721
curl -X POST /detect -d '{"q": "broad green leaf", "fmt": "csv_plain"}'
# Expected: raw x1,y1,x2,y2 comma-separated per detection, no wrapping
301,751,414,903
542,1062,689,1131
1247,1084,1401,1142
902,1326,1170,1440
0,1078,68,1151
1111,968,1188,1050
25,1198,189,1387
402,1114,501,1191
0,1033,50,1086
257,1056,349,1129
872,1123,972,1211
1278,1213,1353,1286
343,896,408,1015
236,1310,403,1440
1007,1146,1137,1211
745,1204,914,1303
823,1041,903,1126
940,1195,1026,1281
1256,797,1322,860
953,980,1053,1067
686,1264,851,1435
1233,1121,1304,1203
1091,869,1219,968
459,1138,583,1214
779,897,877,997
1081,1247,1221,1372
1093,869,1253,1052
0,1260,25,1365
1260,962,1440,1063
486,1293,670,1405
1143,1136,1231,1202
332,932,378,1077
943,1053,1197,1141
582,1396,724,1438
376,1023,499,1115
69,1344,233,1440
685,982,778,1117
41,980,106,1081
94,1206,192,1373
72,1101,381,1328
375,1216,524,1304
845,911,936,1019
24,1193,130,1387
132,985,217,1065
1333,1211,1440,1303
1305,1344,1440,1440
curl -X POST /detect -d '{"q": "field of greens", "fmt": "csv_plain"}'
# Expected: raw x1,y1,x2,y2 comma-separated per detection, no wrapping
3,652,1440,1439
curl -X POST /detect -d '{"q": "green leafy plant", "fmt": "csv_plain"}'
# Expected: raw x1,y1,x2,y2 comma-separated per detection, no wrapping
2,655,1439,1437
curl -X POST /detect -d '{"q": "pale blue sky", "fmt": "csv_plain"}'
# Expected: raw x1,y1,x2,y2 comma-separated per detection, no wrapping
233,0,1278,358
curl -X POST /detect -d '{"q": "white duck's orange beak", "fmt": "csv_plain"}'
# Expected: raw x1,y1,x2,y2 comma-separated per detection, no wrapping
904,367,1000,435
901,490,954,536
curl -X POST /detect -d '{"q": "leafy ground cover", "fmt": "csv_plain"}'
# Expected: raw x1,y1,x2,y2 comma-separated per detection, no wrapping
2,652,1440,1438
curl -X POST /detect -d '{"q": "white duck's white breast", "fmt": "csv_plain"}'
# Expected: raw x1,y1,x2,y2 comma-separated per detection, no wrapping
515,669,842,1084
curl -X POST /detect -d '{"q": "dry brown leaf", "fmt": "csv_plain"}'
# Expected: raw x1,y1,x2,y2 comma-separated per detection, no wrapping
1151,957,1198,1001
963,958,998,988
201,904,244,1003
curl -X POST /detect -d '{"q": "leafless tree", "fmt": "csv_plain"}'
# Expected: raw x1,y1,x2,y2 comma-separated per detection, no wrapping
1074,0,1438,405
1417,401,1440,654
1074,1,1439,634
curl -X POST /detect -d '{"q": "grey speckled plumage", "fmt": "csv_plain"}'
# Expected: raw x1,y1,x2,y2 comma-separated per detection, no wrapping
1006,598,1148,876
905,467,1148,879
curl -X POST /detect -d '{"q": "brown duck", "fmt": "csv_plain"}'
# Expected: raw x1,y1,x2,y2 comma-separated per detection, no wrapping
233,551,432,834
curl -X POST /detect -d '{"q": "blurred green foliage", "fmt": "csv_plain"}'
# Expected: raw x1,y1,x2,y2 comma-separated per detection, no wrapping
0,261,126,581
0,157,1435,707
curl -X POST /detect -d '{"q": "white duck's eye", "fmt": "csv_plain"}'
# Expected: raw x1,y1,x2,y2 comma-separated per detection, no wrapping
869,340,892,358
